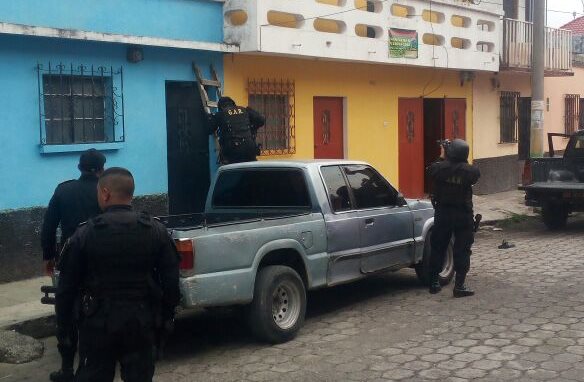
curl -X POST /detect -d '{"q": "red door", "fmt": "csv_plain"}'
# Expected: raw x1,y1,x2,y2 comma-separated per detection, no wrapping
314,97,344,159
444,99,466,140
398,98,425,198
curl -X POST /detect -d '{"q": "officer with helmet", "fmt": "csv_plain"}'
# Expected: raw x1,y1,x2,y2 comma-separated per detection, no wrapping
209,96,266,164
427,139,480,298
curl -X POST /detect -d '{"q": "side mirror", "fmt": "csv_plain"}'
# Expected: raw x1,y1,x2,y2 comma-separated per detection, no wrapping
397,193,407,206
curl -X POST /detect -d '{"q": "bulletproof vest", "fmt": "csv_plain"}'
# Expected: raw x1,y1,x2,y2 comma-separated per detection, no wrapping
431,162,474,210
84,210,160,302
218,106,253,142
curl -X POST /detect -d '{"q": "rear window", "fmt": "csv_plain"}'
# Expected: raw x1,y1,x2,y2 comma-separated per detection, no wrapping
212,169,311,208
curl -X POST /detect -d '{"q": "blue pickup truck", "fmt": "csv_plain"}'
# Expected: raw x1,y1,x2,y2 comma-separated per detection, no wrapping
165,161,450,343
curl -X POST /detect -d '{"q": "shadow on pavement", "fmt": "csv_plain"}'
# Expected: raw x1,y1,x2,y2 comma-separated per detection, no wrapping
163,270,423,361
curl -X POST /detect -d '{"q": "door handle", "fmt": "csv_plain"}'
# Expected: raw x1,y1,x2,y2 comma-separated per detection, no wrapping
365,218,375,227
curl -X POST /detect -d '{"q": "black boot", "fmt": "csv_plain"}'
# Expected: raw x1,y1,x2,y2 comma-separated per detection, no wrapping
429,276,442,294
453,273,475,298
49,369,74,382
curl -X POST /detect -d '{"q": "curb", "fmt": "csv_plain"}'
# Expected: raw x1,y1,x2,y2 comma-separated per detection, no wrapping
5,314,56,339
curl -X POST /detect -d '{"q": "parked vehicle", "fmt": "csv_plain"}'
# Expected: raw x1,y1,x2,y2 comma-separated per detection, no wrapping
165,161,452,343
520,131,584,229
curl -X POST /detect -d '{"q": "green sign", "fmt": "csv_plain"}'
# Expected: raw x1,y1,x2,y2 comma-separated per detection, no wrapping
389,28,418,59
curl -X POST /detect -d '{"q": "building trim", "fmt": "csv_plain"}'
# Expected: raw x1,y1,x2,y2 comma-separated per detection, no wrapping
39,142,125,154
0,21,240,53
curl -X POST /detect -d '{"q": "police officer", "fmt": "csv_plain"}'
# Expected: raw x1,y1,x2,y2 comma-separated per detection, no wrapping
55,167,180,382
209,96,266,164
427,139,480,298
41,148,106,382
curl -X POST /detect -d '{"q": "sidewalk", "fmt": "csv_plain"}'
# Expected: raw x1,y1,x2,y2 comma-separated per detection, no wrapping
0,190,533,333
473,189,537,224
0,276,53,330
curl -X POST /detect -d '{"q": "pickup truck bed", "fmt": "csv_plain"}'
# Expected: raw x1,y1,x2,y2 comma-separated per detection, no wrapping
520,131,584,229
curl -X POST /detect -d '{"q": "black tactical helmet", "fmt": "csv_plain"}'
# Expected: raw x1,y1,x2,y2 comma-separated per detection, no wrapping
217,96,236,110
78,149,106,173
445,139,470,163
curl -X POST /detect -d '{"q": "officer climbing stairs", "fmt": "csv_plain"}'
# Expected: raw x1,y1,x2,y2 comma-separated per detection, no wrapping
193,63,223,161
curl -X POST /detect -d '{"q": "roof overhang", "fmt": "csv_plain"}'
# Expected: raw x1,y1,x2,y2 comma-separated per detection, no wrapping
0,21,240,53
500,66,574,77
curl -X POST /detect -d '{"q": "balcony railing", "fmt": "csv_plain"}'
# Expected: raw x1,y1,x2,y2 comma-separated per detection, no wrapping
501,18,572,75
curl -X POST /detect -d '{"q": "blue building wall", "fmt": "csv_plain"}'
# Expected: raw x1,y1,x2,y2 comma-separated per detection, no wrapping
0,34,223,210
0,0,223,43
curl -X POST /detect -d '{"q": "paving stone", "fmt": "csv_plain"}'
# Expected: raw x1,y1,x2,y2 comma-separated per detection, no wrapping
418,367,452,380
526,369,559,380
381,368,414,380
420,353,451,363
487,351,517,362
488,368,523,380
454,367,487,379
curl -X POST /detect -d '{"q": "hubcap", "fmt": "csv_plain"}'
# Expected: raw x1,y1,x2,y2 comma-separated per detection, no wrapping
439,240,454,279
271,280,301,330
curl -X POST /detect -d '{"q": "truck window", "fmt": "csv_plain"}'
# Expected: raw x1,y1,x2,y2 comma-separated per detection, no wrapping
566,135,584,158
321,166,352,212
343,165,398,209
212,169,311,208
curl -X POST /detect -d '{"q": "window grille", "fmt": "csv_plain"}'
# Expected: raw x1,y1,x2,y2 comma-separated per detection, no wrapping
500,91,519,143
565,94,580,135
37,63,124,145
248,79,296,155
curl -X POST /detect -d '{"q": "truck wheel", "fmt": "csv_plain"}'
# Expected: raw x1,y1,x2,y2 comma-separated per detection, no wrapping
542,202,568,230
248,265,306,344
415,230,454,286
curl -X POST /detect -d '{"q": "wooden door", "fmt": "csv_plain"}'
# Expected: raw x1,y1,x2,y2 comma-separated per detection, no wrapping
314,97,344,159
444,99,466,140
398,98,424,198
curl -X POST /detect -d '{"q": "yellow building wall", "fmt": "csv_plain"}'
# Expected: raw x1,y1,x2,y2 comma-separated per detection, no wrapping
223,55,473,187
544,67,584,152
472,71,531,159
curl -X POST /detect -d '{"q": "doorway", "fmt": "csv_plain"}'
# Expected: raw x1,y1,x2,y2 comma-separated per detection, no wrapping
165,81,210,215
314,97,344,159
398,98,467,198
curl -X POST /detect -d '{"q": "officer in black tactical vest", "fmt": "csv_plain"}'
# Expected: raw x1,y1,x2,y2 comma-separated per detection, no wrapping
55,167,180,382
209,96,266,164
42,148,106,382
427,139,480,298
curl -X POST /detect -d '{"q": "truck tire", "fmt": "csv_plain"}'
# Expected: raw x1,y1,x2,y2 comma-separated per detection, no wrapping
542,202,568,230
248,265,306,344
415,230,454,286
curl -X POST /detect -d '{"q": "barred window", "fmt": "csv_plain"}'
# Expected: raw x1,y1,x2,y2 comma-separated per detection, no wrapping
248,79,296,155
565,94,581,135
38,63,124,146
500,91,519,143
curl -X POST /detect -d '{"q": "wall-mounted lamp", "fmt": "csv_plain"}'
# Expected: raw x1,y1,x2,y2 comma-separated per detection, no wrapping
490,77,501,90
459,71,475,86
127,46,144,63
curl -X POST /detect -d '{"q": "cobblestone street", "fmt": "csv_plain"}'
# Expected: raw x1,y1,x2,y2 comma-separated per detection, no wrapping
3,217,584,381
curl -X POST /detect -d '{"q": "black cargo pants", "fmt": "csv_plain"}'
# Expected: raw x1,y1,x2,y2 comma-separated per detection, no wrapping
75,316,155,382
56,324,78,371
430,206,475,279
